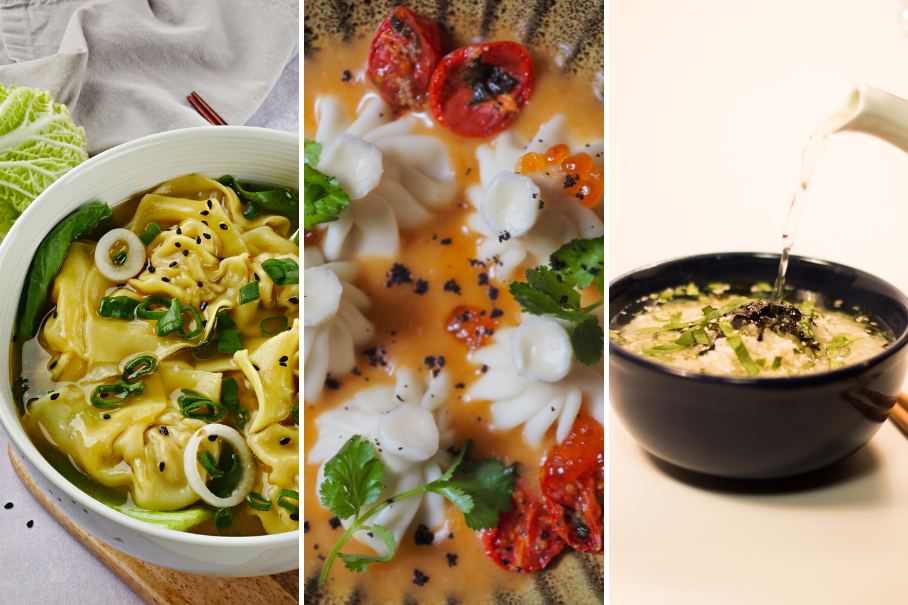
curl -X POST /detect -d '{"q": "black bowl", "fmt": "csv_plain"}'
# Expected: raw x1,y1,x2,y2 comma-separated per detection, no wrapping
609,252,908,480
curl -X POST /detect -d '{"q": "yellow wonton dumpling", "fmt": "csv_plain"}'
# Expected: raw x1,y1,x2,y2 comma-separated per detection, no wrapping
236,319,300,434
247,424,299,534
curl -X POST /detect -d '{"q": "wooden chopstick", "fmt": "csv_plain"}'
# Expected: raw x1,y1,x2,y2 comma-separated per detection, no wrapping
187,91,228,126
892,393,908,435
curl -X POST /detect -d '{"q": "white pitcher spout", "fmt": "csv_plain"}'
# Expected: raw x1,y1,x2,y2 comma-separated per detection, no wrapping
829,85,908,154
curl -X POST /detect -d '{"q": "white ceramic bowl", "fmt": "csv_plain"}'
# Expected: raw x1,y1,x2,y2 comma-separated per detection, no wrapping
0,126,299,576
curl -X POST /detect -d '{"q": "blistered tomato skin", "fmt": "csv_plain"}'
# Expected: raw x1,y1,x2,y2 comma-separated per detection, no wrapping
429,41,535,137
367,6,447,110
481,487,565,573
540,416,604,554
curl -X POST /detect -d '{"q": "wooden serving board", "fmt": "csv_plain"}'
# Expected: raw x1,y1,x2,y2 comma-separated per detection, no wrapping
7,444,298,605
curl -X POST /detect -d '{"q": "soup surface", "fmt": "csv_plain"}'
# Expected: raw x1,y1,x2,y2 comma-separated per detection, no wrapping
304,25,604,604
13,174,300,537
610,283,892,377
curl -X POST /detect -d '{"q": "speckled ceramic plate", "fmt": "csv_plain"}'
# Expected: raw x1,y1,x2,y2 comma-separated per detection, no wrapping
303,1,604,603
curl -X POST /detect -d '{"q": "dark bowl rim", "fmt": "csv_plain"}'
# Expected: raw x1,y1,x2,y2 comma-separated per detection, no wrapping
608,251,908,387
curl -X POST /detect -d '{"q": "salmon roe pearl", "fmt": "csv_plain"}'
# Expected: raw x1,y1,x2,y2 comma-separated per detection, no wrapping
545,144,571,164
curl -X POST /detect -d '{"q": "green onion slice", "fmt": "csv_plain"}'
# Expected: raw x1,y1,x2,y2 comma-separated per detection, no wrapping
261,316,288,336
292,403,299,426
99,296,140,319
239,281,260,305
156,298,183,337
213,507,243,536
246,492,272,511
138,222,162,246
771,356,783,370
90,383,131,409
178,389,227,421
12,377,28,407
175,306,202,339
242,203,260,220
111,250,128,265
220,377,240,413
199,450,224,478
236,406,249,429
122,355,158,383
717,322,759,376
215,311,237,330
277,489,299,515
192,345,215,360
137,296,174,320
216,329,243,354
261,258,299,286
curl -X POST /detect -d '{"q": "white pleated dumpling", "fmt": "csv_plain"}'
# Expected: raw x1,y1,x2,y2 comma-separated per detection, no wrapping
302,255,374,403
309,367,454,555
466,114,605,281
312,95,456,261
467,317,604,447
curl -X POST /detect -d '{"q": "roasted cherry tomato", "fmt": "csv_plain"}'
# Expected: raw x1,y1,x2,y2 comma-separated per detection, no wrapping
367,6,447,110
540,416,604,554
429,41,534,137
446,305,497,349
481,487,565,573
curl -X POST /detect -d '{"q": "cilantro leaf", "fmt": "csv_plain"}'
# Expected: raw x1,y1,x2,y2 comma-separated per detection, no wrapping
304,138,322,167
525,266,581,311
337,524,396,572
304,164,350,230
426,441,514,531
509,281,588,324
318,435,384,520
550,236,604,293
571,315,604,366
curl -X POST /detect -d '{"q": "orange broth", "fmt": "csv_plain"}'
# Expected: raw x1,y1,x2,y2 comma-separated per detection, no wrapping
304,34,603,603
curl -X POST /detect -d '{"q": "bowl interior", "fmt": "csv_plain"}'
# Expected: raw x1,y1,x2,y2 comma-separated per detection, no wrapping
609,252,908,375
0,125,299,547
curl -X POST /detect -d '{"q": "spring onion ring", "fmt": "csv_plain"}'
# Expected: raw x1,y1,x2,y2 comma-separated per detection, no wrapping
122,355,157,383
183,424,256,508
136,296,173,320
95,228,146,281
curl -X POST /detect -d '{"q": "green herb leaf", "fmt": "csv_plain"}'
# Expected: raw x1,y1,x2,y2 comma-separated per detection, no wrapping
571,316,604,366
337,524,396,572
20,203,112,340
218,175,299,217
98,296,140,319
509,281,586,324
608,329,624,341
524,266,580,311
319,436,384,520
304,164,351,230
549,237,604,293
826,334,861,352
304,139,322,167
261,258,299,286
717,322,759,376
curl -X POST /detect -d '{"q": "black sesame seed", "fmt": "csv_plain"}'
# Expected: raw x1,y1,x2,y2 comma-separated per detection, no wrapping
50,393,59,400
26,520,33,528
197,281,203,287
116,284,125,289
203,233,211,239
169,261,177,267
49,360,57,369
175,242,181,248
103,414,111,419
159,461,165,471
208,435,216,441
290,513,299,521
3,502,12,509
200,210,210,216
253,364,260,371
148,266,156,273
219,223,228,230
280,437,291,445
183,250,189,257
159,426,168,436
207,200,213,209
196,236,201,244
202,221,209,226
279,356,289,362
176,228,182,235
162,277,170,282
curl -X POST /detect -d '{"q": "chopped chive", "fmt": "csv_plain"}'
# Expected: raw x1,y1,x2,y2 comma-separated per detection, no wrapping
701,305,715,315
220,377,240,414
199,450,224,478
277,489,299,515
111,251,128,266
90,384,131,409
155,298,183,337
239,281,260,305
634,326,663,335
98,296,140,319
215,312,237,330
137,296,174,320
177,389,227,421
261,316,289,336
139,222,162,246
261,258,299,286
717,322,759,376
691,328,711,345
213,507,242,536
247,492,272,511
216,329,242,354
175,306,203,339
192,345,215,360
292,403,299,425
236,406,249,429
122,355,157,383
756,358,766,367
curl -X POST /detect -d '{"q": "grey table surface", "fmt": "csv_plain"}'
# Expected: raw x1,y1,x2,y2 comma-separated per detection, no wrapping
0,53,298,605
